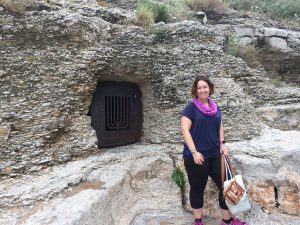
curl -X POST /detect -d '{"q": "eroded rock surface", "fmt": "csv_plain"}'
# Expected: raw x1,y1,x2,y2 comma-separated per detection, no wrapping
0,0,299,224
0,145,181,225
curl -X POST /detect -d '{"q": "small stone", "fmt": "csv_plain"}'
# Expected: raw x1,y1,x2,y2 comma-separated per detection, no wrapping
0,125,11,140
22,200,31,206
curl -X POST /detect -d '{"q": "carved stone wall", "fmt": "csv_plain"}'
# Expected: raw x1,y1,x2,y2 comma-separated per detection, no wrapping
0,1,299,224
0,6,276,177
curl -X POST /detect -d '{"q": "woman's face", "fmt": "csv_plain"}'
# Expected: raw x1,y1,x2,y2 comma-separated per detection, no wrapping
197,80,210,101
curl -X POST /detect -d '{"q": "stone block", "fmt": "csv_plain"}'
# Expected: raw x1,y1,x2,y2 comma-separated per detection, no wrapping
278,182,300,216
268,37,288,51
248,180,276,213
0,125,11,140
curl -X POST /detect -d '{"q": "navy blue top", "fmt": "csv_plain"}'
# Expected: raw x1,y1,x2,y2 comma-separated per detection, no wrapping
182,101,221,159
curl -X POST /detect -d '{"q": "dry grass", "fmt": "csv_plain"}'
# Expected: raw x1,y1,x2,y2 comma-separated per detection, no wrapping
97,0,107,7
228,0,300,25
136,4,155,26
187,0,227,13
0,0,36,14
226,35,261,68
237,44,261,68
165,0,194,21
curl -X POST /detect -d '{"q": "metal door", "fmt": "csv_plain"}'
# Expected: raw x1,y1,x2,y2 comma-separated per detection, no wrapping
89,81,142,148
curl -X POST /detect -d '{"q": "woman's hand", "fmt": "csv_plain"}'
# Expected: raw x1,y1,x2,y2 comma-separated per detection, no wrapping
193,152,204,165
220,144,229,156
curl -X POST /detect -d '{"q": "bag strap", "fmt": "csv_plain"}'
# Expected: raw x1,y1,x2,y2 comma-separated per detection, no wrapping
225,156,236,177
221,155,236,189
225,157,233,180
221,155,225,189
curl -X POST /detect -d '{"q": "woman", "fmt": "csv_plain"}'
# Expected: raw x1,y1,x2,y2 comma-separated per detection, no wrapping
181,76,248,225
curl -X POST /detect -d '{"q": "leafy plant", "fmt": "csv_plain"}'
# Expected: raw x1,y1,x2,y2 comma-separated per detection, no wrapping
153,2,169,23
187,0,226,13
226,35,240,56
165,0,194,21
225,35,261,68
136,3,155,26
137,0,170,24
228,0,300,20
172,167,185,188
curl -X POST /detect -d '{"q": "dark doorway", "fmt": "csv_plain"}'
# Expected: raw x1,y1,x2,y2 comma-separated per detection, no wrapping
89,81,142,148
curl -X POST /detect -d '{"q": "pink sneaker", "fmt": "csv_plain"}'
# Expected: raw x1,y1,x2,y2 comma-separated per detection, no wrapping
220,217,248,225
191,221,205,225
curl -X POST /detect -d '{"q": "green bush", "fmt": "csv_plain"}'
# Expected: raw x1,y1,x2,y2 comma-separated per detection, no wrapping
228,0,300,20
136,3,155,26
137,0,170,23
226,35,240,56
155,3,169,23
165,0,194,21
275,0,300,19
226,35,261,68
172,167,185,188
187,0,226,13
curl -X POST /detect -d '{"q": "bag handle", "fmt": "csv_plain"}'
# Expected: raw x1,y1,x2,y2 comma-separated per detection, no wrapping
225,157,233,180
224,158,230,180
221,156,224,189
221,155,236,189
225,156,236,178
225,156,236,176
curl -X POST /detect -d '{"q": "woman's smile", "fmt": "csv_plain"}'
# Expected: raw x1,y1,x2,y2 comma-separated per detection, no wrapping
197,80,210,102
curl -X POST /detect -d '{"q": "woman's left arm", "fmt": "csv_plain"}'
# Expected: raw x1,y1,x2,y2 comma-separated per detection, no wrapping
220,121,229,156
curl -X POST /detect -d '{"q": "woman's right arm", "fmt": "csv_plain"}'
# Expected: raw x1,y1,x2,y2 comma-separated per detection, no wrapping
181,116,204,165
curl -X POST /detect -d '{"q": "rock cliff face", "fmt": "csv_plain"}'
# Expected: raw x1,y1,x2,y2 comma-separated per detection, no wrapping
0,0,299,224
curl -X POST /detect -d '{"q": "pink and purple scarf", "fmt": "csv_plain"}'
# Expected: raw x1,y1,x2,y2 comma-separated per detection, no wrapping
192,97,217,116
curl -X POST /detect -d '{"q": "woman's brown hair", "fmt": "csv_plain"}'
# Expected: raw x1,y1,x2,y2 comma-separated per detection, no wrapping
191,76,214,97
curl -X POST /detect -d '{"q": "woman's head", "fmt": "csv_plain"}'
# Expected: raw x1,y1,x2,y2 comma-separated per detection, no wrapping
191,76,214,99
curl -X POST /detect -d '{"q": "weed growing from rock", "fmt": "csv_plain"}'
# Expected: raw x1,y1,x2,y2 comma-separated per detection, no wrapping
137,0,169,25
187,0,227,13
137,2,155,26
172,167,185,188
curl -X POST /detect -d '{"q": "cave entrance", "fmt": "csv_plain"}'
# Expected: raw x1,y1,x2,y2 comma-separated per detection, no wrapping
89,81,142,148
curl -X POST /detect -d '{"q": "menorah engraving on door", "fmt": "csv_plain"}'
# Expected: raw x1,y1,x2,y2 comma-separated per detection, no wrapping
89,81,142,148
105,95,130,131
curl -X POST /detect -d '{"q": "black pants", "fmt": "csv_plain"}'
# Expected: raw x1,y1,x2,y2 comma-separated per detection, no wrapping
184,154,228,210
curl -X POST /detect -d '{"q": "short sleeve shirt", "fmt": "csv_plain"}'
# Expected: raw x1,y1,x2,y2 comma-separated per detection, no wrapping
181,101,221,159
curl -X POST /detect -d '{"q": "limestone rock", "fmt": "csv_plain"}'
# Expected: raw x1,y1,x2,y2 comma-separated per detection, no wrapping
0,8,271,177
256,104,300,131
219,25,300,83
0,145,181,225
229,128,300,217
0,1,299,224
195,11,208,24
0,124,11,140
